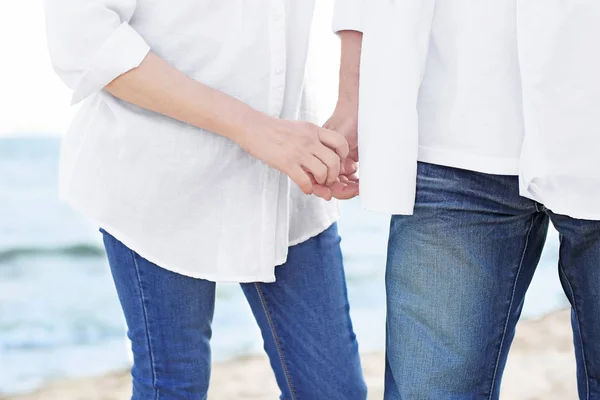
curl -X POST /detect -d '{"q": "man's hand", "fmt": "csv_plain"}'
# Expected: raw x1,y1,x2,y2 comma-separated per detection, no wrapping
320,101,360,200
324,101,358,155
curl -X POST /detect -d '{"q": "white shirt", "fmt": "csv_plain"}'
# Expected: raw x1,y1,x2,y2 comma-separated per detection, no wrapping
45,0,339,283
417,0,524,176
335,0,600,220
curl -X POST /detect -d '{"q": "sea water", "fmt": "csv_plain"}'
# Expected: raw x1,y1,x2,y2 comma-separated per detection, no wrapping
0,136,568,395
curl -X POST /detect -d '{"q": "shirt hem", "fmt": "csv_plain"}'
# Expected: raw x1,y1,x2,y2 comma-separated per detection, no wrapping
287,209,341,248
273,208,341,265
61,194,281,283
100,222,279,284
521,180,600,221
360,198,415,216
418,146,520,176
546,208,600,221
61,193,340,283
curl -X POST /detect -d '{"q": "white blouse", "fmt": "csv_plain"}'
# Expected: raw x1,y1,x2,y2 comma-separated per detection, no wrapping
45,0,339,283
335,0,600,221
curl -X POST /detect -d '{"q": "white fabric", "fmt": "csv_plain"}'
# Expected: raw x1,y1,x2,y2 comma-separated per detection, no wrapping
45,0,339,283
417,0,524,176
334,0,600,220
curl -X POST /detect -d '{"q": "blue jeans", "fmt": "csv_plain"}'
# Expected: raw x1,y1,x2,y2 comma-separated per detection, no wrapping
101,223,367,400
386,162,600,400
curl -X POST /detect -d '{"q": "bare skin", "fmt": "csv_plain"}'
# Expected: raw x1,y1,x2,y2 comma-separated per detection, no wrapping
323,30,363,200
105,52,350,200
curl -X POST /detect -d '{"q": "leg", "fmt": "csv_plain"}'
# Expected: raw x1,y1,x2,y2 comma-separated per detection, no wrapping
385,163,549,400
550,212,600,399
102,229,216,400
240,223,367,400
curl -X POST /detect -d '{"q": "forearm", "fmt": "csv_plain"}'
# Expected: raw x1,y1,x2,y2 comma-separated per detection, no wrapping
105,52,267,146
323,30,363,185
105,52,348,197
337,31,363,108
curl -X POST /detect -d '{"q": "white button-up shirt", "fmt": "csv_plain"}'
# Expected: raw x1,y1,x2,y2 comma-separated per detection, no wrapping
335,0,600,221
417,0,524,177
45,0,339,282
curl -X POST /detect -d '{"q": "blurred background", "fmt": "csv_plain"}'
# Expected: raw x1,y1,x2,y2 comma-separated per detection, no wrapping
0,1,571,399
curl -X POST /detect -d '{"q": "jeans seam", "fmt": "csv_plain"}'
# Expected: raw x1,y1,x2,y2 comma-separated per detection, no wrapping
488,215,535,399
559,261,590,400
254,283,297,400
130,249,160,400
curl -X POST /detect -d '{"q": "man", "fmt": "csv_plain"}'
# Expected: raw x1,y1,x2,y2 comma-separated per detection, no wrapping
329,0,600,398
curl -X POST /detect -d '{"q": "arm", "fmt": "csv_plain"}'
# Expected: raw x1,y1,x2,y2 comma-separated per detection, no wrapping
332,0,364,120
106,53,348,197
322,0,364,199
322,31,362,200
326,30,362,150
45,0,348,198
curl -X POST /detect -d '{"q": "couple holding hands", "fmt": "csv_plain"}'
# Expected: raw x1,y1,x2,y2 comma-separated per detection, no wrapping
45,0,600,398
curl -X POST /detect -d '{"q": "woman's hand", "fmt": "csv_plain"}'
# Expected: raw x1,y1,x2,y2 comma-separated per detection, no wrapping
239,116,350,198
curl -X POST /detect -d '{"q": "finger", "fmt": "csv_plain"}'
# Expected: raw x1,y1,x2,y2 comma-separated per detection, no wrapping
330,180,360,200
322,118,335,131
288,166,313,195
348,147,359,162
312,184,333,200
309,175,333,200
318,128,350,160
312,145,341,186
340,158,358,175
340,174,359,184
339,175,351,185
301,156,328,185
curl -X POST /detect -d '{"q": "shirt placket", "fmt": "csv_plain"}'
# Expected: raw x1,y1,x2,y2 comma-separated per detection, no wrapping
267,0,287,118
262,0,289,270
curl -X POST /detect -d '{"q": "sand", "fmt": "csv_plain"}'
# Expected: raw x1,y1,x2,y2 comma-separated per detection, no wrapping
5,309,578,400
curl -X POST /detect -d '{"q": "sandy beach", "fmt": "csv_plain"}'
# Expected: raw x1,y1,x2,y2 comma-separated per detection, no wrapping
6,309,578,400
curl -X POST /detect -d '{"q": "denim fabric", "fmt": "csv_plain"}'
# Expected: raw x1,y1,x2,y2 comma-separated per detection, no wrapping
101,223,366,400
385,162,600,400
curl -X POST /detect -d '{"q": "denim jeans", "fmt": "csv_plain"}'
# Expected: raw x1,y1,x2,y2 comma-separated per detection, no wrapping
101,223,367,400
385,162,600,400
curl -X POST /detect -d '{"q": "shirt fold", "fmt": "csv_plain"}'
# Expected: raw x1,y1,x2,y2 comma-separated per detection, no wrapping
71,23,150,105
357,0,435,215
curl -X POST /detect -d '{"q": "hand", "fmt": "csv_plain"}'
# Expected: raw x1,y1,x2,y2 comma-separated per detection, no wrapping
239,116,349,199
321,101,359,200
324,101,358,150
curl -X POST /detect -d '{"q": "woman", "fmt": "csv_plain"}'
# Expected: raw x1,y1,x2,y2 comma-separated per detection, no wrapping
44,0,366,398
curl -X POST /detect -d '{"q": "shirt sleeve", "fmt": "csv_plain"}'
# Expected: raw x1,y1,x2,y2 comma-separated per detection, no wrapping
45,0,150,105
332,0,364,33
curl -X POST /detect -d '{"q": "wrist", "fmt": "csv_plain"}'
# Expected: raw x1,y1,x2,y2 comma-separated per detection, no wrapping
334,97,359,119
337,81,359,107
234,108,274,150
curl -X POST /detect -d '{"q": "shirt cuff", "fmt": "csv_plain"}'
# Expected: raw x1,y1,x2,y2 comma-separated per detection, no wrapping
71,22,150,105
332,0,364,33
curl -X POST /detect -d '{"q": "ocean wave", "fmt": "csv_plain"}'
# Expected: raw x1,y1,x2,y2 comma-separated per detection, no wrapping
0,244,105,263
1,327,126,351
1,328,125,351
0,313,126,350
